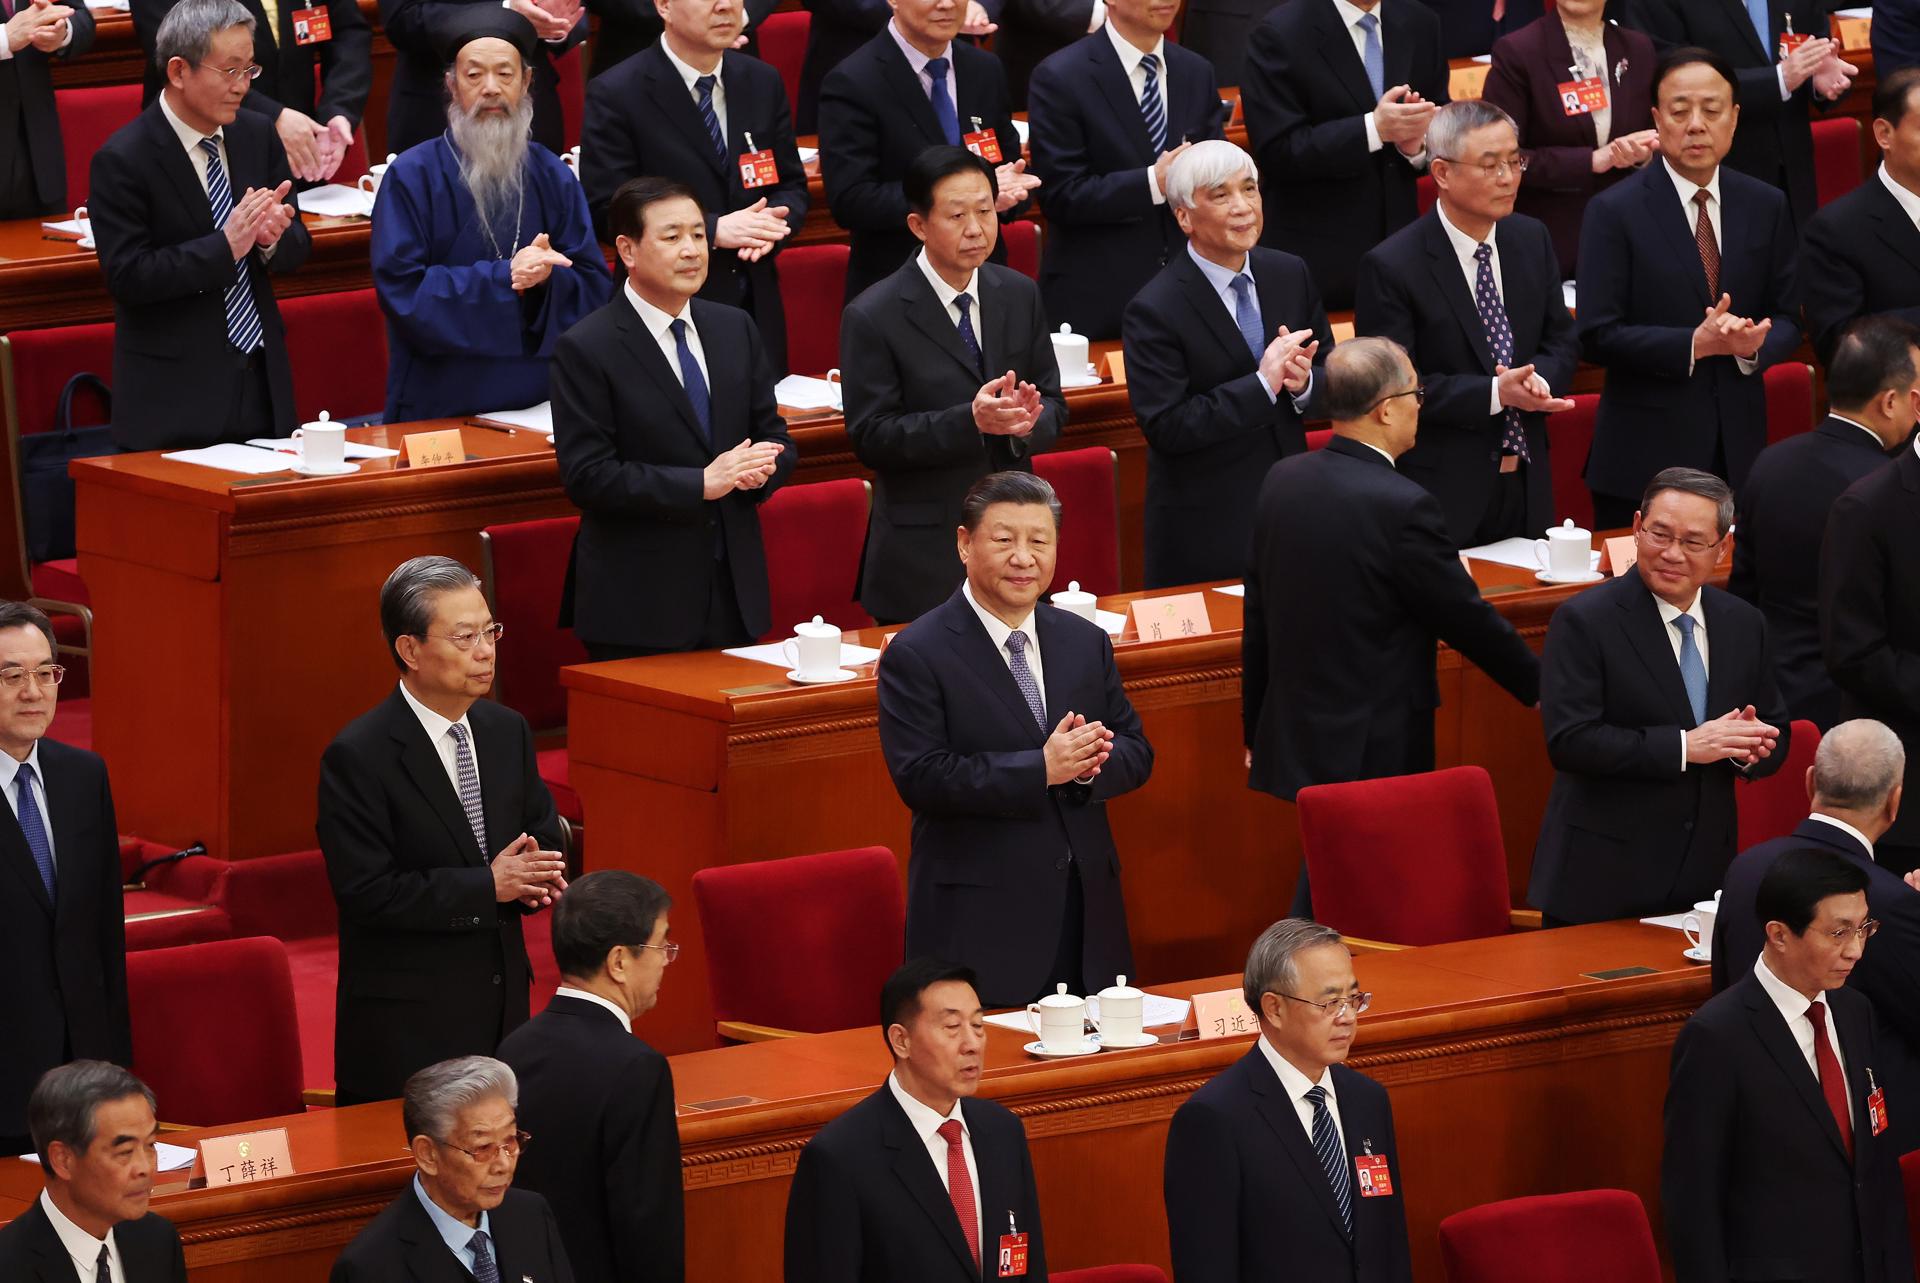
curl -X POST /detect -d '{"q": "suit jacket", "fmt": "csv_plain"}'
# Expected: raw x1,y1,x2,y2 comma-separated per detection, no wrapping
1240,0,1451,310
1123,245,1334,587
1026,31,1226,339
818,32,1026,302
1480,12,1658,274
1663,975,1915,1283
132,0,371,129
784,1084,1049,1283
89,102,311,452
1576,161,1800,503
0,5,95,218
879,590,1153,1005
578,45,808,374
0,1203,187,1283
330,1184,576,1283
1800,174,1920,366
1165,1050,1413,1283
841,259,1064,623
1822,444,1920,858
551,294,795,650
796,0,888,133
379,0,587,155
317,688,563,1105
0,740,128,1144
1355,209,1577,546
1528,570,1789,923
991,0,1093,109
1730,416,1893,729
585,0,778,79
495,996,684,1283
1412,0,1544,58
1176,0,1263,87
1243,436,1541,800
1875,0,1920,77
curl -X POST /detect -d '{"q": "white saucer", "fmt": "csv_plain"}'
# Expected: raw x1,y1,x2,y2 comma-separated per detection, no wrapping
1058,373,1104,390
786,667,858,685
1090,1032,1160,1049
1024,1039,1101,1059
1683,945,1710,964
1535,568,1605,585
75,237,96,252
291,459,360,476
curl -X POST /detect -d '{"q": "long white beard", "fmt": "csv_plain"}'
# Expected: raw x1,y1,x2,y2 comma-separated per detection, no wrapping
447,94,535,238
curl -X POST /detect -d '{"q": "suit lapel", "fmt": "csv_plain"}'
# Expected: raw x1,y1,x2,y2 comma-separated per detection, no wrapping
1313,0,1377,116
945,595,1050,747
694,303,744,451
1380,0,1413,96
470,708,518,865
1615,575,1700,728
902,267,990,381
1035,608,1074,737
878,39,949,147
1834,995,1877,1165
1714,0,1770,60
612,302,710,451
1422,214,1496,374
0,797,53,919
720,53,756,172
1174,251,1255,372
1245,1052,1352,1241
23,1200,82,1283
964,1099,1018,1273
1639,164,1711,306
1717,181,1754,303
883,1092,982,1279
1865,179,1920,275
147,107,215,233
43,746,92,926
399,1190,485,1283
978,269,1012,379
1089,36,1155,163
387,692,488,864
645,51,726,177
1742,981,1854,1161
1701,590,1739,719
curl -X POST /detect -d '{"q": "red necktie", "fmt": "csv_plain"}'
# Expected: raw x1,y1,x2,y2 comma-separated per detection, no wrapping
1693,189,1721,300
937,1118,981,1269
1806,1002,1854,1160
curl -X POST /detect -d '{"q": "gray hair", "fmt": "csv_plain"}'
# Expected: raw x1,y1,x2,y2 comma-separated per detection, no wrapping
28,1061,157,1177
1243,918,1345,1018
1813,719,1907,811
1321,336,1412,422
1165,139,1260,212
960,470,1061,531
154,0,255,70
1427,99,1520,166
402,1056,518,1145
1640,467,1735,538
379,555,483,672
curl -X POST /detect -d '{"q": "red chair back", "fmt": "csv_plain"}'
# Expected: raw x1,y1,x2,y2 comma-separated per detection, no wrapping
1900,1151,1920,1273
1764,361,1815,445
1438,1189,1661,1283
1737,719,1820,848
1812,116,1864,208
1305,428,1333,451
222,848,340,941
481,516,589,732
1298,766,1511,944
126,937,305,1125
1054,1269,1168,1283
555,45,585,150
1417,173,1439,217
779,244,852,375
55,84,142,210
757,478,872,641
279,289,389,422
1548,394,1598,530
4,323,114,438
1033,447,1120,597
693,846,904,1035
1002,219,1041,281
757,10,810,120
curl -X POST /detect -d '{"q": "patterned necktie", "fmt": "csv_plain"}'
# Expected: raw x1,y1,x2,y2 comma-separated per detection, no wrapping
671,318,713,441
1306,1085,1353,1234
1673,614,1707,728
16,762,55,903
96,1244,111,1283
468,1229,501,1283
1472,243,1530,463
935,1119,981,1269
199,138,265,354
1806,1003,1855,1160
1693,189,1721,300
924,56,963,146
1229,274,1264,361
695,74,726,163
953,292,986,378
446,724,489,859
1356,12,1385,102
1139,52,1167,154
1003,630,1047,732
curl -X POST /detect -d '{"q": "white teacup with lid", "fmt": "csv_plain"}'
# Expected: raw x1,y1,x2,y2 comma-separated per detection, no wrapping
1025,983,1090,1054
293,410,349,471
1092,975,1155,1047
782,615,842,680
1534,517,1593,579
1050,323,1091,385
1051,579,1097,623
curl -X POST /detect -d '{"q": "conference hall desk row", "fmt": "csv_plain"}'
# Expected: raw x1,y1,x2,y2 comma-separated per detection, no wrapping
0,922,1709,1283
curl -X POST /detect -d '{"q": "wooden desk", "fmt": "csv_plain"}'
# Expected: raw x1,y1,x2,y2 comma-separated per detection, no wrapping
0,922,1706,1282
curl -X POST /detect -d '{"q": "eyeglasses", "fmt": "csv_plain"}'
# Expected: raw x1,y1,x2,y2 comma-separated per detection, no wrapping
193,62,264,83
419,623,506,650
0,665,65,690
439,1129,530,1164
1636,524,1724,557
638,941,681,964
1821,920,1880,945
1275,990,1373,1019
1434,155,1530,180
1364,386,1426,415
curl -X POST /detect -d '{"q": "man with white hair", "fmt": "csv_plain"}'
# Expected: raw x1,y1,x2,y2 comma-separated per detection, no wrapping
1122,139,1334,588
370,13,611,424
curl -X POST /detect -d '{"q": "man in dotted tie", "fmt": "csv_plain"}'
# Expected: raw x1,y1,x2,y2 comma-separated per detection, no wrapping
319,558,568,1106
1530,468,1790,926
1664,848,1915,1283
1165,919,1413,1283
784,959,1049,1282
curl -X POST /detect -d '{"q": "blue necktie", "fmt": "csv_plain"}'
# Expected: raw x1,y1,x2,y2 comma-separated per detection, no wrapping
925,56,963,146
954,291,985,378
695,74,726,163
1306,1086,1353,1235
1356,12,1384,102
1745,0,1771,55
1004,630,1046,732
1674,614,1708,727
468,1230,500,1283
1472,243,1529,463
1140,52,1167,154
671,318,712,442
16,762,54,903
1229,274,1264,360
199,137,265,353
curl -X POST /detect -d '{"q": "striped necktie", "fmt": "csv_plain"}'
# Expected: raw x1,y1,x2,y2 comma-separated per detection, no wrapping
695,74,726,162
199,137,265,353
1139,52,1167,154
1306,1085,1353,1234
447,723,489,859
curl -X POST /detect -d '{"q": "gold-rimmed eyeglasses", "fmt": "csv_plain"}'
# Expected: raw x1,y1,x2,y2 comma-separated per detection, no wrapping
420,623,506,650
439,1129,530,1164
1275,990,1373,1019
0,665,65,690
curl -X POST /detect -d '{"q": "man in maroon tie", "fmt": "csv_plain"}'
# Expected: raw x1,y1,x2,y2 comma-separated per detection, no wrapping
1663,846,1915,1283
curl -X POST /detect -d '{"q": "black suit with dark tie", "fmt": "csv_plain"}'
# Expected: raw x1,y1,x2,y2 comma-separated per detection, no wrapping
0,3,94,219
0,1202,188,1282
132,0,372,135
1800,174,1920,366
330,1185,577,1282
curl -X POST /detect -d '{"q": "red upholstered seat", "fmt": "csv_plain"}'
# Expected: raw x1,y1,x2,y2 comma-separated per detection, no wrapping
693,846,903,1039
48,696,89,749
1900,1151,1920,1272
1298,766,1512,945
757,11,809,119
1055,1269,1168,1283
222,848,339,941
1548,394,1598,530
757,478,873,641
1305,428,1333,451
1812,116,1863,208
1417,173,1438,217
279,289,389,422
779,244,852,375
55,85,142,210
126,937,305,1125
481,517,588,734
1437,1189,1661,1283
1002,219,1042,281
1764,361,1815,446
555,45,585,150
119,838,232,951
537,747,581,826
1737,719,1820,848
1033,447,1120,597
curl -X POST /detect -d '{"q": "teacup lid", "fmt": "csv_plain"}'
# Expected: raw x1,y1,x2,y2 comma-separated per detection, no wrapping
1052,579,1094,602
1057,323,1076,336
1550,516,1590,538
794,614,838,638
1099,974,1143,1000
301,409,336,433
1035,982,1082,1007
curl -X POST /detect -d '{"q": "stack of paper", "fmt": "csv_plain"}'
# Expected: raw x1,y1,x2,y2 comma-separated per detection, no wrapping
722,640,882,670
1460,537,1600,573
21,1141,195,1170
161,444,294,474
775,375,842,411
472,402,554,435
247,436,398,460
298,184,374,219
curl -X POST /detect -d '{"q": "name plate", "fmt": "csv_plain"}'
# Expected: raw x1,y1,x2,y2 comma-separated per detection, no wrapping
1102,351,1127,386
1832,13,1871,49
403,428,465,469
1129,592,1212,643
1192,988,1259,1041
200,1127,294,1186
1604,535,1637,576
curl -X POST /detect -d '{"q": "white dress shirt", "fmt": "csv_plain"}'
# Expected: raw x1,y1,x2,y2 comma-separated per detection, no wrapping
1256,1036,1347,1149
41,1190,122,1283
0,740,55,866
552,985,633,1031
625,280,711,389
1754,952,1852,1125
962,580,1044,708
1356,440,1397,467
415,1175,495,1275
397,681,483,804
1828,412,1888,451
660,38,728,144
889,20,959,120
915,248,988,357
1653,591,1709,772
1808,812,1876,861
1434,202,1511,416
887,1071,984,1254
1330,0,1426,164
1103,21,1171,204
1662,159,1756,376
1184,244,1315,408
1880,163,1920,233
158,89,282,261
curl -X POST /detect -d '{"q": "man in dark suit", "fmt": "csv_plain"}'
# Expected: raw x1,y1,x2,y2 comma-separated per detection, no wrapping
1356,99,1578,548
497,872,683,1283
1578,46,1801,529
1026,0,1226,340
319,557,568,1106
818,0,1039,301
0,1062,187,1281
1243,338,1540,913
0,0,94,220
578,0,810,373
1165,919,1414,1283
1732,318,1910,730
89,0,310,453
842,147,1063,624
993,0,1100,112
0,604,128,1157
1878,0,1920,78
879,471,1152,1004
132,0,370,185
1665,848,1915,1283
1240,0,1449,310
785,959,1050,1282
553,177,795,659
1414,0,1542,59
332,1056,577,1282
1802,68,1920,366
586,0,777,81
1530,468,1790,925
1176,0,1260,88
1124,140,1333,588
381,0,586,156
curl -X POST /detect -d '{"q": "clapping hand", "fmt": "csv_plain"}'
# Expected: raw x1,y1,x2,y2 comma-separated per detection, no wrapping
510,232,573,292
1259,326,1318,396
1692,294,1772,361
973,371,1043,437
1495,363,1575,413
1044,711,1114,785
